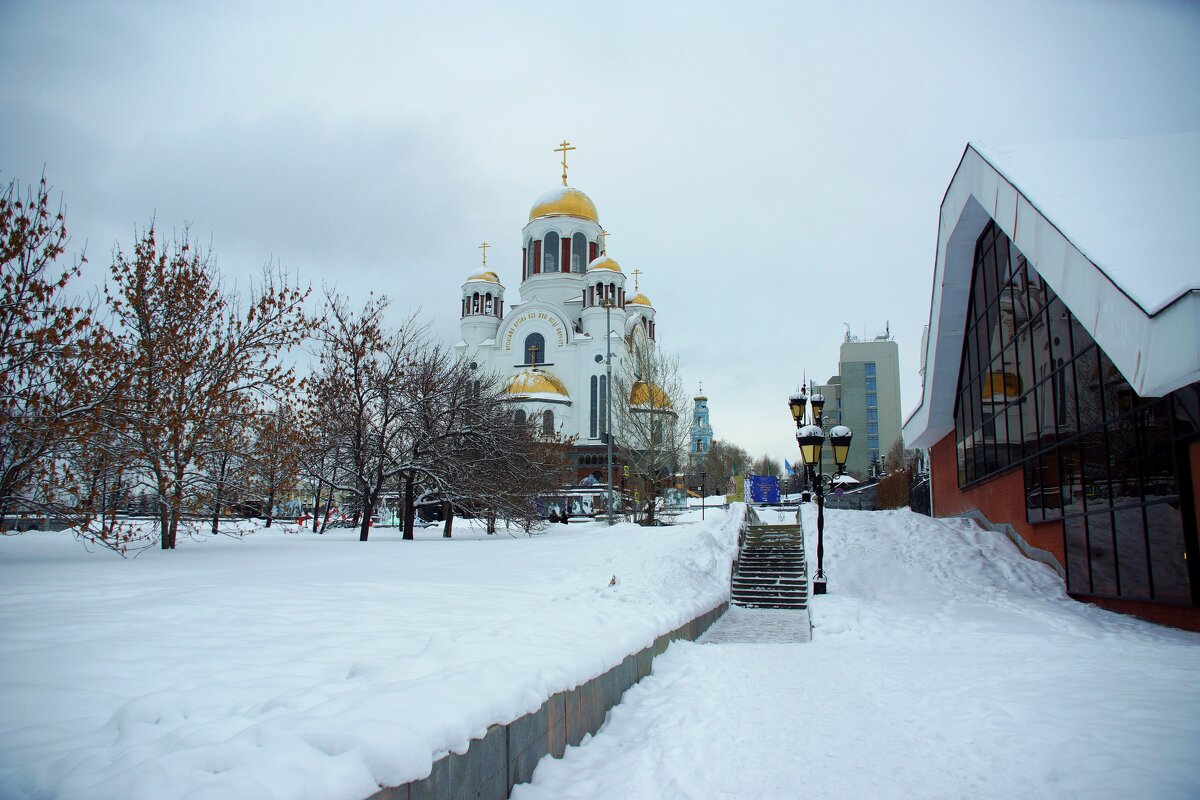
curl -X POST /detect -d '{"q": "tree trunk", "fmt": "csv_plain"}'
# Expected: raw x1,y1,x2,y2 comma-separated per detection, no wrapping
487,511,496,535
312,484,323,532
402,473,415,540
442,500,453,538
265,487,276,527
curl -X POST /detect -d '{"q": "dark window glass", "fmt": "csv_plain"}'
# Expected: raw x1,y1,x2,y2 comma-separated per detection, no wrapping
1087,510,1119,596
524,332,546,365
1065,515,1090,594
544,231,560,272
514,409,526,425
953,221,1193,606
1147,500,1191,603
1078,430,1109,515
1114,505,1151,599
1138,401,1178,499
590,376,598,438
542,409,554,435
572,232,587,273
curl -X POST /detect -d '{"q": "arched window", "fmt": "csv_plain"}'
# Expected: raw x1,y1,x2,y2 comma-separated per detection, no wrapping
545,231,559,272
514,409,526,425
524,332,545,365
525,239,534,279
484,293,494,314
572,233,587,273
472,292,480,314
542,409,554,435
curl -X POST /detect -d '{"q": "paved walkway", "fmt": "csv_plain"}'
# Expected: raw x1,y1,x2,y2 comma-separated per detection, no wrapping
699,604,811,644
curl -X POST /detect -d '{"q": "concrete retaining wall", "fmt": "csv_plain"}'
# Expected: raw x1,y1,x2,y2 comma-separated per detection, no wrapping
368,601,728,800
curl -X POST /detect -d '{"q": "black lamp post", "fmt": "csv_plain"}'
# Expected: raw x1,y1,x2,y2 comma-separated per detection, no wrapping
700,471,706,521
788,389,853,595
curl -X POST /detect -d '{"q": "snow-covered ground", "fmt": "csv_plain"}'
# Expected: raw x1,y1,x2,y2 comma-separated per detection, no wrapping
514,507,1200,800
6,506,1200,800
0,511,739,800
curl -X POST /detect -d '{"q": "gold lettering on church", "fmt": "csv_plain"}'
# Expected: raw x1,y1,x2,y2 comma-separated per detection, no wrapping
503,312,567,349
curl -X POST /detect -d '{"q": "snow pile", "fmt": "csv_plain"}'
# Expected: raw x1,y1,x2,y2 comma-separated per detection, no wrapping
515,508,1200,800
0,511,741,800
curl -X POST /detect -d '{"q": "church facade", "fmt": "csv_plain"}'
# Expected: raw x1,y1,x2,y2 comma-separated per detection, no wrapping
455,158,663,483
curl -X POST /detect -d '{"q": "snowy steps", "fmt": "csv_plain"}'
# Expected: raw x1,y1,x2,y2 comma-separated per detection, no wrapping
730,524,810,611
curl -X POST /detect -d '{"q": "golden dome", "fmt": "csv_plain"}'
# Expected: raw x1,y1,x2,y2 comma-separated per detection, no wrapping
467,270,500,283
503,368,570,398
629,380,673,410
528,186,599,223
588,255,622,273
627,293,652,306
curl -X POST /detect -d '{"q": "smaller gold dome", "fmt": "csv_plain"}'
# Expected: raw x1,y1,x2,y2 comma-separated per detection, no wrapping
588,255,622,273
528,187,599,223
503,368,570,398
467,270,500,284
629,380,673,410
627,293,652,306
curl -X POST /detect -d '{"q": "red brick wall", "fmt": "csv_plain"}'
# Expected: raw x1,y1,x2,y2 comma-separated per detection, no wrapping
929,432,1065,565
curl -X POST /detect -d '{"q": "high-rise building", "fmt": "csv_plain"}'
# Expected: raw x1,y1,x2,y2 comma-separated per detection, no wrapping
818,333,903,477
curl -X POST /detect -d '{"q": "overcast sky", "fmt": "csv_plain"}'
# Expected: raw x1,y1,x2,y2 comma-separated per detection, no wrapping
3,0,1199,468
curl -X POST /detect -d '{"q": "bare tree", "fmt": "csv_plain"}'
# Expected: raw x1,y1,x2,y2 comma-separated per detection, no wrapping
306,292,422,542
103,226,311,549
247,401,304,527
0,175,109,526
610,330,688,525
696,439,752,495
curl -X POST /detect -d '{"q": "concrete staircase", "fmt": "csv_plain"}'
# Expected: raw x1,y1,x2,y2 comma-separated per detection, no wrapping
731,523,809,610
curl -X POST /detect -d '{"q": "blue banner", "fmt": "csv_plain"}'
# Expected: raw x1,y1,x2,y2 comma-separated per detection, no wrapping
747,475,781,503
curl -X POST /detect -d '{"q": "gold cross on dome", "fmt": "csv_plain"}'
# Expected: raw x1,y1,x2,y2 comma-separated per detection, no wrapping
698,380,703,394
554,139,576,186
478,241,489,267
631,268,643,291
599,228,610,254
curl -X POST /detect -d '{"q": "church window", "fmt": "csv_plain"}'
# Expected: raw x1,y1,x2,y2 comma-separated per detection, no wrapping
524,332,546,365
484,294,494,314
514,409,526,425
472,293,480,314
545,232,559,272
562,236,572,274
542,409,554,435
573,233,586,272
524,240,533,279
533,240,542,274
599,374,608,435
590,376,598,437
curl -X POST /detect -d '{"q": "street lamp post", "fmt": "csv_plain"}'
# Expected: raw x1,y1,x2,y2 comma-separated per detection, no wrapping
603,297,615,525
700,471,706,521
788,388,853,595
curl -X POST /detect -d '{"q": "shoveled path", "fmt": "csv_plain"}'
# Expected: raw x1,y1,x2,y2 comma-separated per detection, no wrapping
699,604,811,644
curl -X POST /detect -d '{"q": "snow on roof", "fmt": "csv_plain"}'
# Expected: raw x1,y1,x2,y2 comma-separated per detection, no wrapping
972,133,1200,315
904,134,1200,449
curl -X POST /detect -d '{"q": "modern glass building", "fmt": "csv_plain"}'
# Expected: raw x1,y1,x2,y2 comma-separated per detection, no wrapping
904,136,1200,630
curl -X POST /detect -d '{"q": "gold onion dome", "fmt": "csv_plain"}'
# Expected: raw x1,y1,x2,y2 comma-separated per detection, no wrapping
630,380,673,410
503,368,570,398
528,186,599,223
587,255,622,273
467,270,500,283
627,293,652,306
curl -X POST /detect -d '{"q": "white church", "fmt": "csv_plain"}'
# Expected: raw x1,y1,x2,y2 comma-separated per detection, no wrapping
455,144,666,483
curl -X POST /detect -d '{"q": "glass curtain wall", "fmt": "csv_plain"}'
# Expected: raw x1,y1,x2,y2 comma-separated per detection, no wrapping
953,221,1198,605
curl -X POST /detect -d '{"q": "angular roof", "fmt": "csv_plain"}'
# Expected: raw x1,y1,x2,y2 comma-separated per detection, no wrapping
904,134,1200,450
